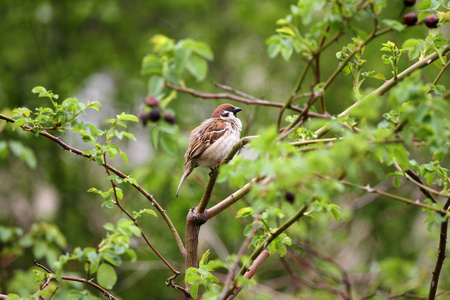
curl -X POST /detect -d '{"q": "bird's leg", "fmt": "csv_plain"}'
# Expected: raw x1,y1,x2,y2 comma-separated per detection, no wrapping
208,160,222,176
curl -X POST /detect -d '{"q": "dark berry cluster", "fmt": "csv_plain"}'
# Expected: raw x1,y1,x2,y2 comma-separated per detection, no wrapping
402,0,439,29
139,97,176,125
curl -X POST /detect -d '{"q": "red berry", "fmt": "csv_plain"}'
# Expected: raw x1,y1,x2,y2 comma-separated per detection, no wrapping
148,109,161,122
403,12,418,26
403,0,416,7
285,191,295,204
424,14,439,28
145,96,159,107
164,113,176,125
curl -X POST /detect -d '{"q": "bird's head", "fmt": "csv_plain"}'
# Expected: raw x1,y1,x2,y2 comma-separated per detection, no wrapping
212,103,242,120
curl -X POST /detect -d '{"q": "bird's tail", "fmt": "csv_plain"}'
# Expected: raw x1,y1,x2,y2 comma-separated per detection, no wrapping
176,164,193,197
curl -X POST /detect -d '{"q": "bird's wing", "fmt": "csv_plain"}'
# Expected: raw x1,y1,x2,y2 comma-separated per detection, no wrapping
186,119,228,160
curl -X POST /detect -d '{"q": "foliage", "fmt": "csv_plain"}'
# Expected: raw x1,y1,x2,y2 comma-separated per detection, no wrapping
0,0,450,299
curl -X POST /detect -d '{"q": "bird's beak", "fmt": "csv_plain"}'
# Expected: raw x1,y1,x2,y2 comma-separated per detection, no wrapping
233,107,242,114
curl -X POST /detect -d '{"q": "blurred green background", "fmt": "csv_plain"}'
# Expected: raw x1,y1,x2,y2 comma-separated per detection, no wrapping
1,0,449,299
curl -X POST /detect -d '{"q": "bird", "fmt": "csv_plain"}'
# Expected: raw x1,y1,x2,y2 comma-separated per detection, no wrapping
176,103,243,197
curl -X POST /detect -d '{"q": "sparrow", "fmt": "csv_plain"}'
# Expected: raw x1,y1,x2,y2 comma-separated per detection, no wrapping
176,103,243,197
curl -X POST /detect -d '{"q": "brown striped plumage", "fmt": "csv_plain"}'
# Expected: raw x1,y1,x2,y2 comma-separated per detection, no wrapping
177,104,242,197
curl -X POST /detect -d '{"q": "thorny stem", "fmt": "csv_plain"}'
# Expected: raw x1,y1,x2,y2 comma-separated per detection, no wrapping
219,213,260,300
0,114,186,257
428,197,450,300
225,205,308,298
227,250,271,300
34,260,117,300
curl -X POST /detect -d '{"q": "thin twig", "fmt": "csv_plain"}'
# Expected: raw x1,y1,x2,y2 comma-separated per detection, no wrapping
227,250,271,300
295,242,352,298
103,159,182,279
277,57,314,130
315,47,450,138
393,162,440,203
337,178,450,215
428,197,450,300
281,255,349,300
432,58,450,86
34,260,118,300
361,289,450,299
165,83,329,119
213,82,256,99
290,137,341,146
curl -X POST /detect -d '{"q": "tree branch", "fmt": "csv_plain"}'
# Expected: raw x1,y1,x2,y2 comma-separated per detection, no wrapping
165,83,329,119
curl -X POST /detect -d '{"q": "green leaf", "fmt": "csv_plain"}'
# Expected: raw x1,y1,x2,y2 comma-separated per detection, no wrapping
148,75,165,95
373,73,386,80
416,0,430,10
9,141,37,169
186,55,208,81
190,282,199,299
102,252,122,266
381,19,405,32
236,207,253,218
133,208,157,218
121,131,137,141
190,41,214,61
117,113,138,122
141,54,163,75
281,45,293,61
393,176,402,188
174,46,192,73
151,126,159,149
426,172,436,185
119,150,129,164
97,263,117,289
160,133,178,156
103,223,115,231
11,118,27,130
267,41,282,59
31,86,48,95
276,27,295,36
